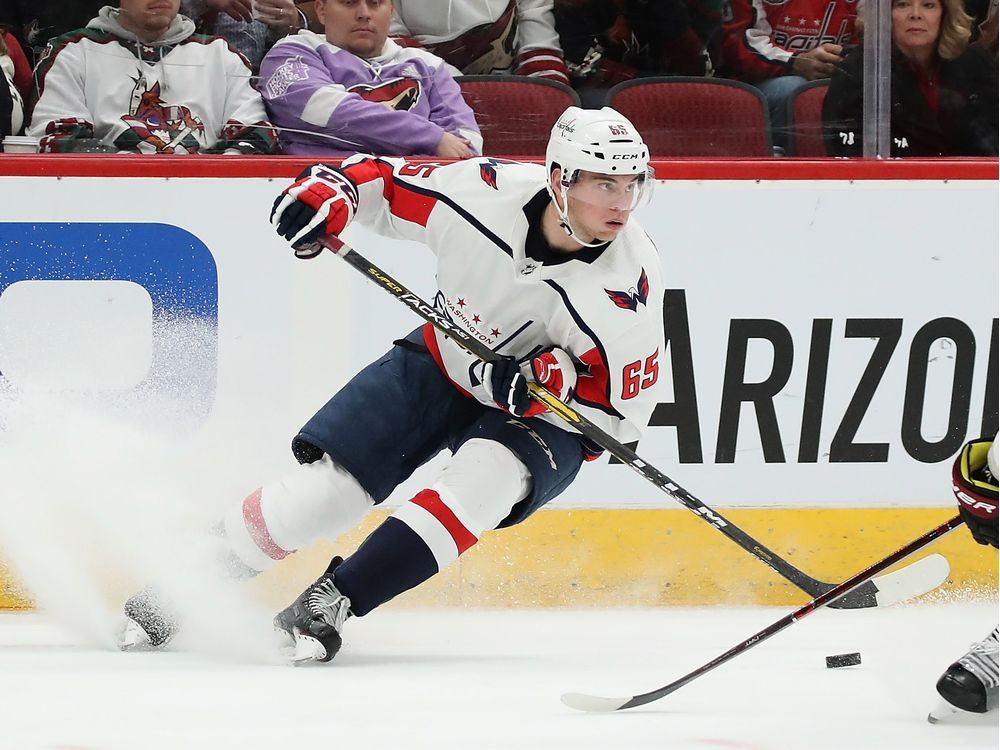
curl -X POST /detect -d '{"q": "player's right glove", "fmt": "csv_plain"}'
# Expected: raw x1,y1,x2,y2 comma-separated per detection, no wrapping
270,164,359,259
952,435,999,548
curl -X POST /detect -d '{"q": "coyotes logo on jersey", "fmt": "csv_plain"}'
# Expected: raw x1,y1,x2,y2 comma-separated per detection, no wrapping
116,79,205,154
348,77,422,111
415,0,517,73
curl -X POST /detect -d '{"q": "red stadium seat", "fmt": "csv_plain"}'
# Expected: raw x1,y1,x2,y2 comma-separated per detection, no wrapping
606,77,772,157
787,80,831,157
456,75,581,157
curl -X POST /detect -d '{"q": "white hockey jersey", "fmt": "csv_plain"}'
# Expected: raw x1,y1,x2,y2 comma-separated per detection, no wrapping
390,0,565,79
28,7,275,154
337,155,665,450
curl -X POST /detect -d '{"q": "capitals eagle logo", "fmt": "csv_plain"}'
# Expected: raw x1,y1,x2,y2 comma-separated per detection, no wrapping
605,269,649,311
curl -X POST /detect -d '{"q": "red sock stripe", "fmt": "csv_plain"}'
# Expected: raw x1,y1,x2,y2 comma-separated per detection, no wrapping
242,488,291,561
410,489,478,554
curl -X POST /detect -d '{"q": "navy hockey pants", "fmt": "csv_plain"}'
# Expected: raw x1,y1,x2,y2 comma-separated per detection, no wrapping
292,328,587,528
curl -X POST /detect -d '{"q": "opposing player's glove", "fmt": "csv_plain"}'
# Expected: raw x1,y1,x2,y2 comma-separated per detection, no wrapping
952,435,999,548
477,347,577,418
270,164,359,259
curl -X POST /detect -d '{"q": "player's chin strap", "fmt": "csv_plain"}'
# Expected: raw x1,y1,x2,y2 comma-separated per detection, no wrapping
547,179,607,249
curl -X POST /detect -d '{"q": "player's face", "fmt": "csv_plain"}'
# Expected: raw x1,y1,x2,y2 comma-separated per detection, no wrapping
564,171,643,243
318,0,393,58
118,0,180,40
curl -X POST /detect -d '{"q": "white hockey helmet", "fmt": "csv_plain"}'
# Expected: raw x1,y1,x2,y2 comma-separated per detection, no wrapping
546,106,651,180
545,106,653,246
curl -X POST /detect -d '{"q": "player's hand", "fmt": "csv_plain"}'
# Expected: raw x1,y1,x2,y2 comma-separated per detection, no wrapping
952,436,999,548
477,348,576,418
270,164,358,258
477,357,532,417
791,43,843,80
530,347,577,406
435,132,474,159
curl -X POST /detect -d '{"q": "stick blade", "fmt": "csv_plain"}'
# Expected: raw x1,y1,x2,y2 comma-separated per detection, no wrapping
829,553,950,609
872,553,950,606
561,692,631,712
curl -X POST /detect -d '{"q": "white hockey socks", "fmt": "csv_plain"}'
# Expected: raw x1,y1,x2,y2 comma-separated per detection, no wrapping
392,438,532,569
223,455,374,572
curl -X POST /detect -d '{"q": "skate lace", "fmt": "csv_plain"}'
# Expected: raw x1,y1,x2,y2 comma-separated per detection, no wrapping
959,628,999,689
306,578,351,632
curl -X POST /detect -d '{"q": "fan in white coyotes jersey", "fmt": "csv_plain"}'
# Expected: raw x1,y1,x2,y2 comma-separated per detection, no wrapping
118,106,665,664
390,0,570,83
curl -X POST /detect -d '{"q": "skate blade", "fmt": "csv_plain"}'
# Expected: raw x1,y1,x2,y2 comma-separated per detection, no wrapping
117,617,153,652
928,699,994,724
273,625,295,649
289,629,329,665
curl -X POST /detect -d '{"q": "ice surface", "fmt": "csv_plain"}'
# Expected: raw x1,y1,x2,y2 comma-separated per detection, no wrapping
1,603,996,750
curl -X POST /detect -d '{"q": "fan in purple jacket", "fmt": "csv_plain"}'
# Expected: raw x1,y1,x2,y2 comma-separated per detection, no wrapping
258,0,482,157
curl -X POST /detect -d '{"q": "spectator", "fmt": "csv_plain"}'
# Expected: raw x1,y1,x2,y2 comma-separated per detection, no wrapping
719,0,857,152
27,1,278,154
259,0,482,157
180,0,312,71
0,31,23,138
1,29,28,99
554,0,718,107
972,3,997,59
0,1,106,66
390,0,570,84
822,0,998,156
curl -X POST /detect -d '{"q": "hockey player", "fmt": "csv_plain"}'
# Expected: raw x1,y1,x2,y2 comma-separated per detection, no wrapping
120,105,664,662
928,434,999,722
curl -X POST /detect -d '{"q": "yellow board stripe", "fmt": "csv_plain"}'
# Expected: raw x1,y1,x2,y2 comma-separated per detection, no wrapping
1,507,995,610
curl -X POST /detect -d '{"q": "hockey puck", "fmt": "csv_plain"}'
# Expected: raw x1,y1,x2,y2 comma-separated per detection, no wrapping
825,652,862,668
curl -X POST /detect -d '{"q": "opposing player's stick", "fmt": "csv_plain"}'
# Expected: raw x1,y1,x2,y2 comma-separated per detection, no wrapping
561,513,964,712
318,235,948,609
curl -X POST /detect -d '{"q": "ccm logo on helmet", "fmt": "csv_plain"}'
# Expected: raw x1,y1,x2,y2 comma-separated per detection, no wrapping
612,154,641,160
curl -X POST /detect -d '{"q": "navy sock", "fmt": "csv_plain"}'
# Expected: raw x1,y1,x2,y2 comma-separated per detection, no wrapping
333,517,439,617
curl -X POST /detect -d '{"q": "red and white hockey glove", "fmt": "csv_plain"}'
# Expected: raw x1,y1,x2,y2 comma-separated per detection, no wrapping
952,436,999,548
515,48,570,86
271,164,359,259
478,347,577,418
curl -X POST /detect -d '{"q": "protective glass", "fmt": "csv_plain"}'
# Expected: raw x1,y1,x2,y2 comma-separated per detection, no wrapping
563,167,655,212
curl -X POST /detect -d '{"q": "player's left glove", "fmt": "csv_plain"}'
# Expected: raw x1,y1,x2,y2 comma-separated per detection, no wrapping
270,164,359,259
952,435,999,548
477,347,577,418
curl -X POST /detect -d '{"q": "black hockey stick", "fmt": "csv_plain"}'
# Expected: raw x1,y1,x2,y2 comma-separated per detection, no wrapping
318,235,948,609
561,513,964,712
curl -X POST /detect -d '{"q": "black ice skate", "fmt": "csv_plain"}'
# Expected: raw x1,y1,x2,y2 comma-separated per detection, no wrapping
117,529,259,651
119,588,179,650
274,556,351,664
928,626,999,723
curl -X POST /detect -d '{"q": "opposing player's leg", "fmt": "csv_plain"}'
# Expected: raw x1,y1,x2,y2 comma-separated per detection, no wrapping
929,626,999,722
280,412,588,663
